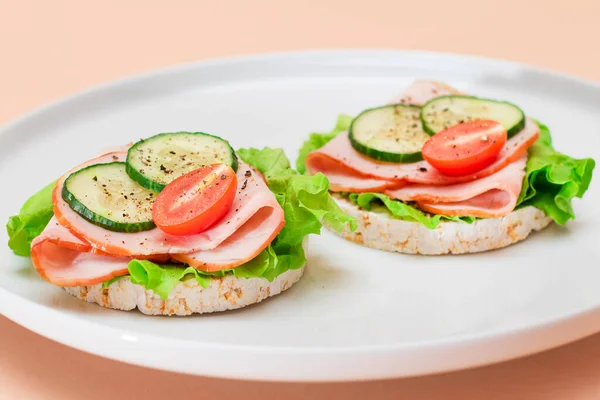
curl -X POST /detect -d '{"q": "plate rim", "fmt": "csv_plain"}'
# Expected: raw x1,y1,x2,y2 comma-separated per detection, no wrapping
1,49,599,381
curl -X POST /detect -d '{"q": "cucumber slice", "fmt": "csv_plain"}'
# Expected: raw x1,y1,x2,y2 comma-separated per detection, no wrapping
126,132,238,192
420,95,525,138
349,104,429,163
62,162,156,233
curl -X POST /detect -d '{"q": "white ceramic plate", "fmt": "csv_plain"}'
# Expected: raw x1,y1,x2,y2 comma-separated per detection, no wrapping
1,50,599,382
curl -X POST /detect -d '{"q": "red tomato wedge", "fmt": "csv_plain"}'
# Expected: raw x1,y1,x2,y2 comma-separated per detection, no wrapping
422,120,507,177
152,164,237,236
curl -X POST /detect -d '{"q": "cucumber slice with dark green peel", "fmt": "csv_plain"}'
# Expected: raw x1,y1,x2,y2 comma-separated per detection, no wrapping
420,95,525,138
349,104,429,163
126,132,238,192
62,162,156,233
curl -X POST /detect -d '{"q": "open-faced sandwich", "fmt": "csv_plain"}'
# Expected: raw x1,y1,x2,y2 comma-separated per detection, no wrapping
6,132,355,315
298,80,595,255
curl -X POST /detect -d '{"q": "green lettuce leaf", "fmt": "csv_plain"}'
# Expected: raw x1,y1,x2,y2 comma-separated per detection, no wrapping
128,260,212,299
296,114,353,174
6,181,56,255
101,247,279,300
516,121,595,224
347,192,475,229
238,147,358,273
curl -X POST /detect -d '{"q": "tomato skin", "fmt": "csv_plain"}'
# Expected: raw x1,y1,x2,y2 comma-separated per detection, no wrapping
422,120,507,177
152,164,237,236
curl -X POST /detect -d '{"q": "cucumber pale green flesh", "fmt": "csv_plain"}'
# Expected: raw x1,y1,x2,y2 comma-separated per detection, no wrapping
62,162,156,233
420,95,525,138
349,104,430,163
126,132,238,192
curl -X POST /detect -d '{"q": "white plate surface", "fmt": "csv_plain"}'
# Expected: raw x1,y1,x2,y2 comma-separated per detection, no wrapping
1,50,599,381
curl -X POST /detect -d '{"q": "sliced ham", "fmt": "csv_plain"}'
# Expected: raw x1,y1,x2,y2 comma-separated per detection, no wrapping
32,206,283,285
305,118,539,190
307,156,402,193
31,241,131,286
53,154,284,257
31,217,171,285
172,206,284,271
31,218,131,286
390,80,463,106
384,157,527,218
32,217,95,253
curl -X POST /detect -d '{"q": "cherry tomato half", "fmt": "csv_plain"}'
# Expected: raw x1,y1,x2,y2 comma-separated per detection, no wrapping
422,120,507,176
152,164,237,236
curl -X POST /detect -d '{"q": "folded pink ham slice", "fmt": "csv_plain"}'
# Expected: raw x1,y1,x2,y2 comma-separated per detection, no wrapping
172,207,283,271
390,79,463,106
31,218,131,286
385,157,527,218
53,153,284,257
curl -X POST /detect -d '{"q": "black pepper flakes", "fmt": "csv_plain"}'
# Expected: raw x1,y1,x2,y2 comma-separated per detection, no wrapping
419,167,428,172
92,176,98,181
241,180,248,190
220,174,227,180
245,170,251,177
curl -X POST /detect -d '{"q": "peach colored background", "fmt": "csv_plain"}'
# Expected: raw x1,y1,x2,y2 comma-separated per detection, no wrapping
1,0,600,399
